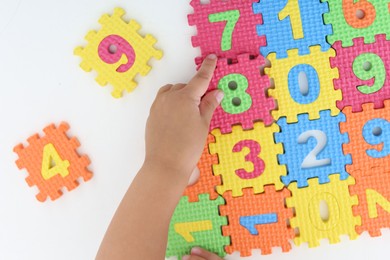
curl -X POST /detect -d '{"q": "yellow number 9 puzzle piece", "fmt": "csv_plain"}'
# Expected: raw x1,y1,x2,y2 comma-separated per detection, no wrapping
75,8,163,98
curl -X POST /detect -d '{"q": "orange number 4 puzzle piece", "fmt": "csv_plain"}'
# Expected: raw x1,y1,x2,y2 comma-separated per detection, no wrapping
14,123,93,202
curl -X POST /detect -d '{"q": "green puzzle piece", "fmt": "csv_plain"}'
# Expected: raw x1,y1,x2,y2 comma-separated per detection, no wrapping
323,0,390,46
166,194,229,259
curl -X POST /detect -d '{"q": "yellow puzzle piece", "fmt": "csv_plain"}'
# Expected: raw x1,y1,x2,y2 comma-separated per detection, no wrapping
75,8,163,98
287,175,361,247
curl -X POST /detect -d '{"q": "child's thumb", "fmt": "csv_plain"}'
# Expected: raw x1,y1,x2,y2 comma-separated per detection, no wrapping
200,90,224,122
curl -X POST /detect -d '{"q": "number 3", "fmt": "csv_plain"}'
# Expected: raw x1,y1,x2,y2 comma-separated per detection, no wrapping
233,140,265,179
298,130,331,169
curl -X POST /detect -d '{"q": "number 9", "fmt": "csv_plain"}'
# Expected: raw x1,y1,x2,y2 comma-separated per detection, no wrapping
352,53,386,94
363,118,390,158
342,0,376,29
98,35,136,73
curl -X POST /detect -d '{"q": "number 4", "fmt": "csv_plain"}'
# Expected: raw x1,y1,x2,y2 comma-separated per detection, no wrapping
41,143,70,180
209,10,240,51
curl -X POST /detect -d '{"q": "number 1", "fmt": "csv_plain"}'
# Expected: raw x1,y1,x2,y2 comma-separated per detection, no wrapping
279,0,304,39
209,10,240,51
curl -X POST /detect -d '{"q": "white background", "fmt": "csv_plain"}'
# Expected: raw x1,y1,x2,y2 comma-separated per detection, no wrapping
0,0,388,259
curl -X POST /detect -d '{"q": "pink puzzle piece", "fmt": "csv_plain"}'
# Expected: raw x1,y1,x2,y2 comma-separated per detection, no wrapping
331,34,390,112
208,54,275,134
188,0,265,65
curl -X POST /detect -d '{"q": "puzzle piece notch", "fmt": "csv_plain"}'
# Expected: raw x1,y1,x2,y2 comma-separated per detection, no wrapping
183,135,221,202
287,175,361,248
188,0,266,64
75,7,163,98
253,0,332,58
210,122,286,197
323,0,390,47
166,194,229,259
220,186,294,256
266,45,341,123
275,110,352,188
208,53,276,134
14,123,93,202
331,34,390,112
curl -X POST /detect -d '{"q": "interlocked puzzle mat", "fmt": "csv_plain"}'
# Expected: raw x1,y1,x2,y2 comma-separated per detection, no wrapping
167,0,390,258
9,1,390,258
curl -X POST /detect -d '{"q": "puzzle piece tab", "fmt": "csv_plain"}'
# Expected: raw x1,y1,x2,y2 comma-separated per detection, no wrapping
14,123,92,202
253,0,331,58
287,175,360,247
220,186,294,256
166,194,229,259
188,0,265,64
276,110,351,188
75,8,163,98
208,54,275,134
266,46,341,123
183,135,221,202
324,0,390,46
331,34,390,112
210,123,285,197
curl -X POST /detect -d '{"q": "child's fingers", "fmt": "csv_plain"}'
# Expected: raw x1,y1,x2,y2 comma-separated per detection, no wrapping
158,84,173,94
190,247,224,260
186,55,217,98
182,255,205,260
200,90,224,122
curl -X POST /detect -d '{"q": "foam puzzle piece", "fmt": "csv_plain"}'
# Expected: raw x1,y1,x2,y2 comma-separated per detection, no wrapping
220,186,294,256
276,110,352,188
166,194,229,259
208,54,275,134
183,135,221,202
75,8,163,98
210,122,285,197
287,175,361,247
188,0,265,64
331,34,390,112
341,102,390,236
266,46,341,123
254,0,331,58
323,0,390,46
14,123,92,202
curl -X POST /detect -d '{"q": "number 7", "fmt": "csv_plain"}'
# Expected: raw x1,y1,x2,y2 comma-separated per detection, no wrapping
209,10,240,51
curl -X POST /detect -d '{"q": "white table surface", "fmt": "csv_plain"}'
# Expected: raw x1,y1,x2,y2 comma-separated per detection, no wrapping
0,0,388,259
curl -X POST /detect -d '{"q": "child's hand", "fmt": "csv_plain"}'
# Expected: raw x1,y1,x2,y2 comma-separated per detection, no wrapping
144,55,223,181
182,247,224,260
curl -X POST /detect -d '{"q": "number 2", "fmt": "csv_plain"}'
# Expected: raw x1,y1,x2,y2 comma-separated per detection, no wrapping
209,10,240,51
278,0,304,39
298,130,331,169
233,140,265,179
41,143,70,180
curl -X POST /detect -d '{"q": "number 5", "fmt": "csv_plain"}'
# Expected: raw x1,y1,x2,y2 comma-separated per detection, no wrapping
209,10,240,51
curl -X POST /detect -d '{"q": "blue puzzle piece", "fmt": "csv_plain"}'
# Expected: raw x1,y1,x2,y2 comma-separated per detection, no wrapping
239,213,278,235
275,110,352,187
253,0,332,58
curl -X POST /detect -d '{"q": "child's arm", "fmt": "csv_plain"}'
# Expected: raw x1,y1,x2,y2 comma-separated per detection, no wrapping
96,55,224,260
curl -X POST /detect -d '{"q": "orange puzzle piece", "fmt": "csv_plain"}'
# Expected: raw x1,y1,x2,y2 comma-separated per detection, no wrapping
14,123,93,202
341,101,390,236
219,186,294,256
183,135,221,202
